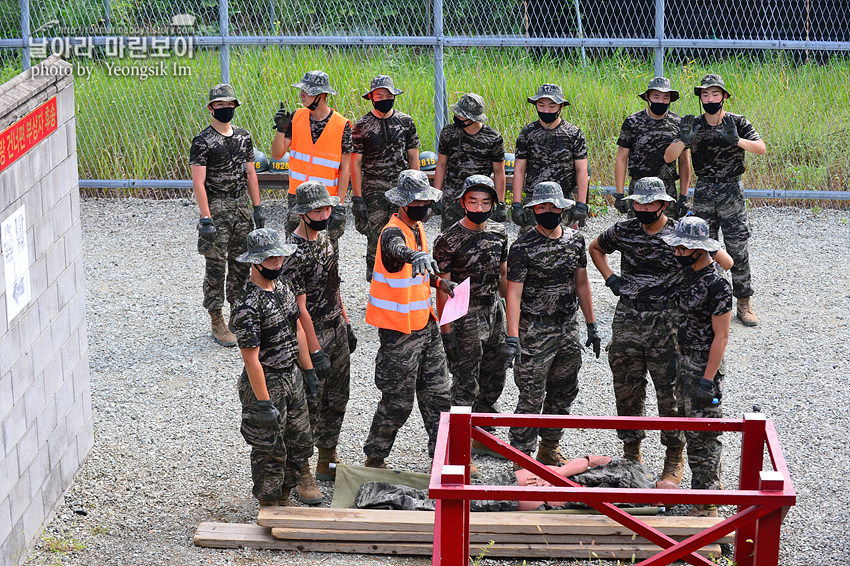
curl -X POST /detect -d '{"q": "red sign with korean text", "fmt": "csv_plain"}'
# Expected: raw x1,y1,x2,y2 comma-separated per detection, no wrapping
0,97,58,173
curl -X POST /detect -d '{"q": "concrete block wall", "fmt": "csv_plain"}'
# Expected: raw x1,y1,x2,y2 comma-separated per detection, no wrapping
0,56,91,566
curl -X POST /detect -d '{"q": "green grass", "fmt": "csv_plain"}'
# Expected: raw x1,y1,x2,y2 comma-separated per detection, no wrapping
6,47,850,191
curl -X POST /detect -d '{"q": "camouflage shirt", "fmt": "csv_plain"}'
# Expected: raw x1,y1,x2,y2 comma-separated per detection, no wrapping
617,110,681,182
507,227,587,317
232,278,300,370
284,110,354,154
438,123,505,201
433,220,508,299
677,263,732,351
595,218,682,302
690,113,760,179
515,120,587,197
282,230,344,325
352,110,420,183
189,125,253,195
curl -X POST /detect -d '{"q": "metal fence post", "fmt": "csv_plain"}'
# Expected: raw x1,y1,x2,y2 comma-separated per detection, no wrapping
104,0,111,29
433,0,447,152
219,0,230,84
21,0,30,70
654,0,665,77
573,0,587,66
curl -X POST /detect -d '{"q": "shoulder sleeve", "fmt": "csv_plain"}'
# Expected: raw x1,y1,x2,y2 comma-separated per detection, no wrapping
708,277,733,317
351,116,366,154
571,127,588,160
341,122,354,153
189,134,208,166
242,130,254,163
736,114,760,141
514,127,530,159
506,240,528,283
438,127,453,155
406,116,420,150
432,232,452,274
281,251,307,297
499,229,509,263
490,130,505,162
233,299,261,348
616,116,634,149
576,233,588,269
595,223,620,254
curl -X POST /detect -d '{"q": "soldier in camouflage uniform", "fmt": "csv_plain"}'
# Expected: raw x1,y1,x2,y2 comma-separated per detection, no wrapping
363,170,457,468
664,74,766,326
661,216,733,517
614,77,691,219
433,175,508,462
433,93,507,230
351,75,421,281
503,182,601,467
588,177,687,483
282,181,359,490
190,84,265,347
512,84,589,232
232,228,318,507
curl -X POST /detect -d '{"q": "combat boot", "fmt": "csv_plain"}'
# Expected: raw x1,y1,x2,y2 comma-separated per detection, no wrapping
536,439,569,466
623,441,643,463
295,464,323,505
688,504,718,517
736,297,759,326
277,487,295,507
364,456,387,469
660,445,685,485
472,439,507,459
316,447,341,481
209,309,237,347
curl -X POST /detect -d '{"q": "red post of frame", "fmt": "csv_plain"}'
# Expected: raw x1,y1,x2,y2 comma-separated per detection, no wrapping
735,413,766,566
753,471,786,566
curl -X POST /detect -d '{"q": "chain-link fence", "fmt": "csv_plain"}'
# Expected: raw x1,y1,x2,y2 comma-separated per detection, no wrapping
0,0,848,205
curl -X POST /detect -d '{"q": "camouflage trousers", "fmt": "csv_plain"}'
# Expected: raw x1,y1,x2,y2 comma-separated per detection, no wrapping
676,350,724,491
364,318,451,459
285,193,346,256
693,177,753,298
440,200,466,232
198,194,253,311
608,300,684,449
308,317,351,450
509,313,582,455
238,367,313,500
449,299,508,429
355,181,396,281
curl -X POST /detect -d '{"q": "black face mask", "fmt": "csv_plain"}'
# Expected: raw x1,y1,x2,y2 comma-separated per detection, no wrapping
404,204,431,222
212,107,235,123
634,206,663,226
373,99,394,114
676,252,701,268
535,211,561,230
306,95,321,111
537,110,559,124
702,101,723,115
304,215,329,231
649,101,669,116
255,263,282,280
465,209,491,225
453,116,473,128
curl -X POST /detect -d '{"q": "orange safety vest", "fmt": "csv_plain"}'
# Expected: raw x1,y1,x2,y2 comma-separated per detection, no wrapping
288,107,348,196
365,215,436,333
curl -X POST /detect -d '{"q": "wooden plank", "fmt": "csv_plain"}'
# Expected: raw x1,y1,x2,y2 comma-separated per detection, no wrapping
194,522,723,559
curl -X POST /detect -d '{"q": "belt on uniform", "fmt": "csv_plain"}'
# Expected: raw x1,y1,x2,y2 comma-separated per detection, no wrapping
208,189,245,199
679,346,710,360
470,295,497,307
619,296,675,312
522,311,574,324
697,175,742,184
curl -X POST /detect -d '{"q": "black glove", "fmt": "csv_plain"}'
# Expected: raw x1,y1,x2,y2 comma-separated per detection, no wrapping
253,400,281,430
585,322,601,359
491,202,507,222
432,199,444,216
503,336,521,370
346,323,357,354
441,332,459,364
613,193,629,214
301,367,319,399
329,204,346,229
252,205,265,229
719,114,740,146
198,217,215,243
571,202,588,223
411,251,438,277
511,202,528,226
696,377,717,406
310,349,331,378
438,278,457,298
678,115,701,146
676,194,690,218
272,102,293,133
352,196,368,224
605,274,621,296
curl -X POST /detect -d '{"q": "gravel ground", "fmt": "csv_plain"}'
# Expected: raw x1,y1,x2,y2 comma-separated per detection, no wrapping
23,200,850,566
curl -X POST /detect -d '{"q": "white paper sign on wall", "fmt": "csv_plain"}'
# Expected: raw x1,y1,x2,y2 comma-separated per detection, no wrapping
2,204,31,324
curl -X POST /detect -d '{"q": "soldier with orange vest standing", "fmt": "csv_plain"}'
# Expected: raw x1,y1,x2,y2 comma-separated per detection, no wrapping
271,70,352,251
363,170,457,469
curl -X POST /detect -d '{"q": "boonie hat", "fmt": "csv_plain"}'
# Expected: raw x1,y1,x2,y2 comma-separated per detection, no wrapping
661,216,722,252
384,170,442,207
362,75,403,99
694,74,732,98
450,93,487,123
236,228,296,264
524,181,575,210
623,177,676,204
639,77,680,102
527,83,569,105
291,180,340,215
208,83,240,107
459,174,497,201
292,70,337,96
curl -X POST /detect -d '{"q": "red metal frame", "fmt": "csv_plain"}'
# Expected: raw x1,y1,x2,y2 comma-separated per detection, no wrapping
429,407,796,566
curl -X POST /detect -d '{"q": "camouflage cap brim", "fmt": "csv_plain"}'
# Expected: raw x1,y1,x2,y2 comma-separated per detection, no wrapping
660,232,722,252
524,194,575,210
458,184,498,202
638,88,680,102
291,82,338,96
236,242,297,264
291,195,341,215
527,94,570,105
449,102,487,123
384,186,443,207
362,86,404,99
623,192,676,204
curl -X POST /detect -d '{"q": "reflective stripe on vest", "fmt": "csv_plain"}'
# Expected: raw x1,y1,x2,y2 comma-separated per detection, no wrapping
288,107,348,196
365,215,435,333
